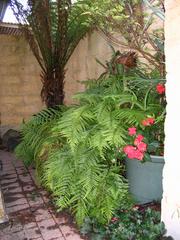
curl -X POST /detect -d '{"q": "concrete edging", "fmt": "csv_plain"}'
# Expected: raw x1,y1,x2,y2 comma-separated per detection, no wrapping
0,187,8,224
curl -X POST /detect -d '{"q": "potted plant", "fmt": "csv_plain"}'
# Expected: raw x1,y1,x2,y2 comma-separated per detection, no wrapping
123,82,166,204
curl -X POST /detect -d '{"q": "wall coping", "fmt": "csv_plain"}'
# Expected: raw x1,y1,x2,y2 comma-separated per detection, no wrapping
0,22,22,35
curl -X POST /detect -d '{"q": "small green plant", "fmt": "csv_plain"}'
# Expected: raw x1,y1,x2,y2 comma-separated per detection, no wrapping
81,205,171,240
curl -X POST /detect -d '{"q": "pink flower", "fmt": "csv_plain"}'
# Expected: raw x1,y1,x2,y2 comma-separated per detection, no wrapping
124,145,137,159
137,142,147,152
134,134,144,146
142,117,155,126
156,83,165,94
127,150,137,159
134,149,144,161
123,145,136,154
128,127,137,136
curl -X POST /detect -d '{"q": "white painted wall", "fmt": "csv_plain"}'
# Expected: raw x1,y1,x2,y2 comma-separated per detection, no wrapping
162,1,180,238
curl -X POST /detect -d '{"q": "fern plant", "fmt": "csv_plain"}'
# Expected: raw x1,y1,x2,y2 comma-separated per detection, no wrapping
16,50,163,226
15,106,66,166
41,60,160,225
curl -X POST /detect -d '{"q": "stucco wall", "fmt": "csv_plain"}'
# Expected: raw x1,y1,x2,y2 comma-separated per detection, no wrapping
64,32,112,105
0,34,43,135
162,0,180,238
0,31,112,135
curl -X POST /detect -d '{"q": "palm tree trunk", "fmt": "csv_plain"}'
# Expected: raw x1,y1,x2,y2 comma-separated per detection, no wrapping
41,69,65,108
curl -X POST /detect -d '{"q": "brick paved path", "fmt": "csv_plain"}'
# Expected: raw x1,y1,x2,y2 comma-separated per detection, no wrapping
0,150,85,240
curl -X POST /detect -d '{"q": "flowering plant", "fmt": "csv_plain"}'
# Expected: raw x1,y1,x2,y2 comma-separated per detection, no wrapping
123,80,166,162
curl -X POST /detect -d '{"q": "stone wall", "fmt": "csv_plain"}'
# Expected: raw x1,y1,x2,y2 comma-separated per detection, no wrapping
0,31,112,135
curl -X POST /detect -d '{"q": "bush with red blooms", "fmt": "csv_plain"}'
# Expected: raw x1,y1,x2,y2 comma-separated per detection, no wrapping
123,80,166,161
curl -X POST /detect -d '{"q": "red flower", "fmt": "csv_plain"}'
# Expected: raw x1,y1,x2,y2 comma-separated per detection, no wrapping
124,145,144,160
137,142,147,152
147,118,155,125
142,117,155,126
134,134,144,146
128,127,137,136
111,217,119,223
156,83,165,94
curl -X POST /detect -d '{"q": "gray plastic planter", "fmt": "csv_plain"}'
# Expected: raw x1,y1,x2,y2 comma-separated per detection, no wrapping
125,155,164,204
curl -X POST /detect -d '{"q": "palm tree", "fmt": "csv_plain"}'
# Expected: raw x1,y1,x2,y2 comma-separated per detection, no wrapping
10,0,95,107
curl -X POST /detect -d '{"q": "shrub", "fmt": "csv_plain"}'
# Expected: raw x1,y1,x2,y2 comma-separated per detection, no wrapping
80,205,171,240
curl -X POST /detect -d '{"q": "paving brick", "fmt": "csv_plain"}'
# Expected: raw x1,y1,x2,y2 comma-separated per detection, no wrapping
0,232,14,240
32,206,52,222
6,186,23,193
37,218,63,240
12,229,27,239
24,226,42,239
0,167,12,173
2,165,15,171
5,197,28,207
16,166,28,174
23,221,37,229
18,173,32,183
23,184,36,192
9,222,23,233
0,169,16,176
6,203,29,213
1,182,20,190
26,192,44,207
0,151,84,240
0,177,17,184
60,225,84,240
12,160,24,168
1,173,18,179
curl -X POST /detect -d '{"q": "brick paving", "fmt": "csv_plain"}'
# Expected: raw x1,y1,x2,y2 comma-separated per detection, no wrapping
0,150,85,240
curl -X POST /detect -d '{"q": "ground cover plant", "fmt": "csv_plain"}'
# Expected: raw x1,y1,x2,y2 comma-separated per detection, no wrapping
80,203,173,240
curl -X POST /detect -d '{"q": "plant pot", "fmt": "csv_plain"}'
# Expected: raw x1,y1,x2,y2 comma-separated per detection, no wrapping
125,155,164,204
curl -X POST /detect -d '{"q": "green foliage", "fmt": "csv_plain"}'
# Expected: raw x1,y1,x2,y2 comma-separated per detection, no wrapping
15,106,66,166
81,206,170,240
11,0,113,107
16,49,165,226
79,0,165,76
43,145,129,225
